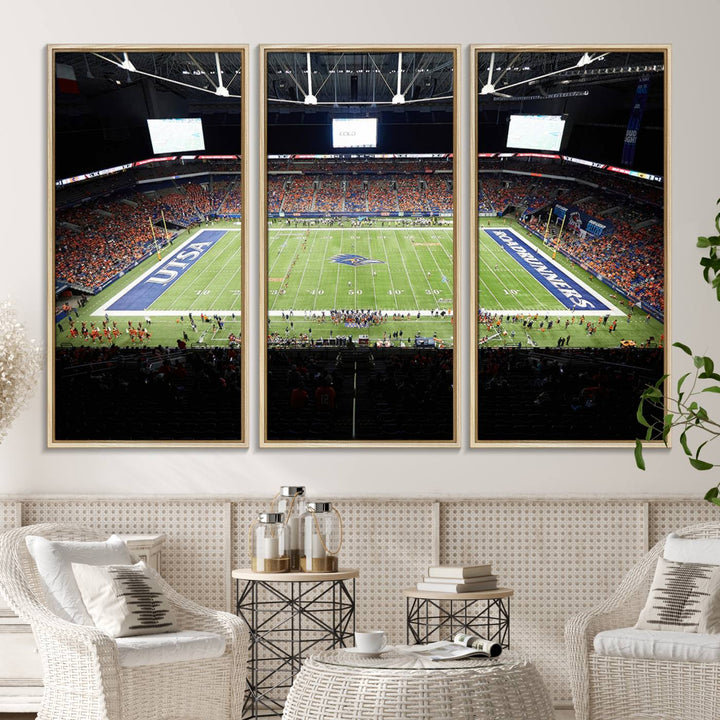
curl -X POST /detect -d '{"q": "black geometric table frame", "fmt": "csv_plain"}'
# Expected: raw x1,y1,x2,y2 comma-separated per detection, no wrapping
236,577,356,719
406,596,510,648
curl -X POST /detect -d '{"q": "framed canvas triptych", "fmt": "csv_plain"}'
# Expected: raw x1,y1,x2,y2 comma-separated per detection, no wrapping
47,45,668,448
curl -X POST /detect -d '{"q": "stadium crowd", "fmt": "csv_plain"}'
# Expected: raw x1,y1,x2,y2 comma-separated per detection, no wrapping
479,169,664,312
56,176,242,290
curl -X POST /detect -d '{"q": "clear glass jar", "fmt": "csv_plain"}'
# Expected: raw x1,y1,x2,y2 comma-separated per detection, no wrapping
301,501,342,573
251,512,290,573
277,486,306,571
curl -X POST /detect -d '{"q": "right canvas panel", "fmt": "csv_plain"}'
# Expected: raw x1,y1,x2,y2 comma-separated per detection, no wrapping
472,47,668,444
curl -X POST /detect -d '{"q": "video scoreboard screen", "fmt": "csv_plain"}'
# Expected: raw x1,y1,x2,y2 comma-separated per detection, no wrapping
507,115,566,152
147,118,206,155
332,118,378,149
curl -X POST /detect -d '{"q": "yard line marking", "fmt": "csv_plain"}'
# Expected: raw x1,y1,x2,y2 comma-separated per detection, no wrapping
390,228,421,310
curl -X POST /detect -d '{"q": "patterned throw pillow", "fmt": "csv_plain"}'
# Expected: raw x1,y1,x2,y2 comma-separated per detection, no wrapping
635,557,720,633
71,561,178,638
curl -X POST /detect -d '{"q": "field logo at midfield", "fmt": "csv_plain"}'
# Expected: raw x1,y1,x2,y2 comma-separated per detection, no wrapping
330,254,385,267
106,229,227,312
485,227,611,312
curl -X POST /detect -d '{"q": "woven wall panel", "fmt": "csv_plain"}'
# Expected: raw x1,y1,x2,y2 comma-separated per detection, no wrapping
0,502,18,531
649,500,720,545
338,500,434,644
22,501,228,610
440,500,645,704
232,500,434,646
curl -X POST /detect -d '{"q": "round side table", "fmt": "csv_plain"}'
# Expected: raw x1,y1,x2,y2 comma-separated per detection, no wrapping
233,568,359,719
404,587,514,647
282,647,554,720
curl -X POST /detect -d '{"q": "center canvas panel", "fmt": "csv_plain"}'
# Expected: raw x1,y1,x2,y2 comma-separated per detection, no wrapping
261,47,458,445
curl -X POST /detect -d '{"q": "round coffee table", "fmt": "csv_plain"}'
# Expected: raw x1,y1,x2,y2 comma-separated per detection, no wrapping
282,646,554,720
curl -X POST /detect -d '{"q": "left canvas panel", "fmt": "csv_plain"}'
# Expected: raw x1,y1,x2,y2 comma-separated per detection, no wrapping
49,47,248,446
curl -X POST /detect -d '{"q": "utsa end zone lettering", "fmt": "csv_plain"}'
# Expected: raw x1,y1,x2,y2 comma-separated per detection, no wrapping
146,242,212,285
493,230,599,310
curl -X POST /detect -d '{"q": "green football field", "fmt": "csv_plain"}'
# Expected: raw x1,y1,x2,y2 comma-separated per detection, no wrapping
55,220,456,349
54,215,663,351
477,216,665,349
55,222,245,349
267,225,454,312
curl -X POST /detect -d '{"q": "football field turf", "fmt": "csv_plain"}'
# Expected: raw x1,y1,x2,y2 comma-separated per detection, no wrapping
267,225,454,314
477,216,665,349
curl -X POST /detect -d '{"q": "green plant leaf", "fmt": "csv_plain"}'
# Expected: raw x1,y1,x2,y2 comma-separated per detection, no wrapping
680,430,691,456
689,458,714,471
694,355,705,369
705,357,715,375
698,372,720,381
701,386,720,393
708,496,720,508
673,342,693,356
705,486,720,501
636,401,650,428
698,236,711,248
634,439,646,470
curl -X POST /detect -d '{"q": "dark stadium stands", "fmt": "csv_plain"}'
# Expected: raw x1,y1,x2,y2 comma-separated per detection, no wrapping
477,346,664,441
54,346,242,441
267,347,453,440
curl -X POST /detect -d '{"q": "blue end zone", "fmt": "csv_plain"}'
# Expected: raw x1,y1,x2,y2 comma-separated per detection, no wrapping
108,230,227,311
484,228,611,312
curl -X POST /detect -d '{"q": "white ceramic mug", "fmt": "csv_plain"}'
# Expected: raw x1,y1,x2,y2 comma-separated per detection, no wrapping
354,630,387,654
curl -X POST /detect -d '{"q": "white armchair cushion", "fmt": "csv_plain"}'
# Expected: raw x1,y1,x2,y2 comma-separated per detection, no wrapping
595,627,720,663
25,534,133,624
72,561,178,638
664,532,720,565
115,630,226,668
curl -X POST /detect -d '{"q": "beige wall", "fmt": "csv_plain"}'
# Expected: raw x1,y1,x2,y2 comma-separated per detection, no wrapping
0,0,719,498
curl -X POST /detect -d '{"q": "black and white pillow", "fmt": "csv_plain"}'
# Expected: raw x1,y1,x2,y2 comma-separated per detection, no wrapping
71,561,178,638
635,557,720,633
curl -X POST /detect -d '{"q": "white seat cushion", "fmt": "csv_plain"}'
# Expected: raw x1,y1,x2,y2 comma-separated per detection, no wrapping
116,630,226,668
594,627,720,663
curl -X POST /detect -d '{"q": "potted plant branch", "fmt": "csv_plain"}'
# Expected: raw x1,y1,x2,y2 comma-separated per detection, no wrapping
635,199,720,506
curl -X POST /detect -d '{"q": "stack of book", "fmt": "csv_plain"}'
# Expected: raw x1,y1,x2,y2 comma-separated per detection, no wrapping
416,564,498,593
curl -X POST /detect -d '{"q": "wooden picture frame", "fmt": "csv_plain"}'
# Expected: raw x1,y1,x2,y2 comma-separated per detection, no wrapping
48,45,249,446
470,45,670,446
260,45,460,447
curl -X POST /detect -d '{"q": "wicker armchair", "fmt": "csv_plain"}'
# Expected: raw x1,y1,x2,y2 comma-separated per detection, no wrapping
0,523,248,720
565,521,720,720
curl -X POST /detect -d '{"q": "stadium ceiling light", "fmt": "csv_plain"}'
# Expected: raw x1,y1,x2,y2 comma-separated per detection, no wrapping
576,53,593,68
215,86,229,97
304,94,318,105
119,53,136,72
480,82,496,95
392,93,406,104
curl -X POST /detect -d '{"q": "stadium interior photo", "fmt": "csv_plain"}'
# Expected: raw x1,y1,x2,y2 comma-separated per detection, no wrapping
52,49,246,443
263,49,457,443
473,49,666,442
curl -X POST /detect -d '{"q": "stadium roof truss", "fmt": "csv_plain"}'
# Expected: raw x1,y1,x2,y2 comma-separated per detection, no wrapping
477,50,665,100
266,51,454,107
56,50,244,100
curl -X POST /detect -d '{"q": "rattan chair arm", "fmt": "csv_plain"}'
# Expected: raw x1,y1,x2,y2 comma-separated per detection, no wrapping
565,538,664,720
149,568,249,714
